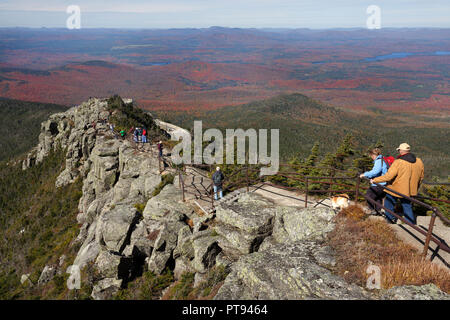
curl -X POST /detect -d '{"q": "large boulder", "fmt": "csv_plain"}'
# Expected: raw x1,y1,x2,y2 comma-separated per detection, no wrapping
94,250,123,279
215,193,275,235
191,235,222,273
91,278,122,300
96,203,140,253
272,206,335,243
143,184,192,222
146,220,185,275
213,193,275,255
214,241,371,300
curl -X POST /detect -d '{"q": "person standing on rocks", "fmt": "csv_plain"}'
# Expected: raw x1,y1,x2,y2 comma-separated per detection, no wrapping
133,127,139,143
157,141,163,158
371,143,424,225
142,127,147,144
359,148,388,215
212,166,225,200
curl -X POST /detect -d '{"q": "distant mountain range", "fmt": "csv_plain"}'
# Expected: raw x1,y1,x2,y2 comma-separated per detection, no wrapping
155,93,449,178
0,27,449,113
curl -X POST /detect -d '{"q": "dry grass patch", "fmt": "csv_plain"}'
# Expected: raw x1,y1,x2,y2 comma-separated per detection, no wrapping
328,205,450,293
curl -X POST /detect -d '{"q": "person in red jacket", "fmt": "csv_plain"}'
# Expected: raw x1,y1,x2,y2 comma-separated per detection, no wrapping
142,128,147,143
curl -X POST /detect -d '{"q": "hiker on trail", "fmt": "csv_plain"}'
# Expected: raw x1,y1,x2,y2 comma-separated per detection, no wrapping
133,127,139,143
109,123,118,139
371,143,424,225
157,141,163,157
360,148,388,215
120,129,126,139
212,167,225,200
138,127,143,143
142,127,147,144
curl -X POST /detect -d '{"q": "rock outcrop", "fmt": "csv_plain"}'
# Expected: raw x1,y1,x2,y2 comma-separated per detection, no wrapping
22,97,449,301
213,193,371,300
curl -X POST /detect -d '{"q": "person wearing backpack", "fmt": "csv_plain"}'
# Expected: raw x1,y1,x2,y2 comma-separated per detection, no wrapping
212,167,225,200
360,148,388,215
371,143,424,225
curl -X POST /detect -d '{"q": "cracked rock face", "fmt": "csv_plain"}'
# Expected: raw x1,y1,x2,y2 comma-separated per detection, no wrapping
214,241,371,300
23,98,110,187
272,206,335,243
24,97,450,301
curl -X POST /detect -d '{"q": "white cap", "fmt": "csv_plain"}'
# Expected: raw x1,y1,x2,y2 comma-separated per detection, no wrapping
396,143,411,151
216,166,220,171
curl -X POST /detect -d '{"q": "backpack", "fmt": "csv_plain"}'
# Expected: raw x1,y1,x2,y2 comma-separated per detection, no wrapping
382,156,395,168
213,171,223,185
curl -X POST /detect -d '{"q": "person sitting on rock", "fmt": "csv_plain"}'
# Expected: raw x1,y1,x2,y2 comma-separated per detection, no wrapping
212,167,225,200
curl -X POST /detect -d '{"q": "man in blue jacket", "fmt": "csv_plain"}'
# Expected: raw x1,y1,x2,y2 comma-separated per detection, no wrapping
359,148,388,215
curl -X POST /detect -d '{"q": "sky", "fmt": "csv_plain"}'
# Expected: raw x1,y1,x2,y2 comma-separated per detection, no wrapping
0,0,449,29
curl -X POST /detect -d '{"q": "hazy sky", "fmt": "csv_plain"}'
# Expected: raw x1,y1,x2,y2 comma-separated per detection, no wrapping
0,0,449,28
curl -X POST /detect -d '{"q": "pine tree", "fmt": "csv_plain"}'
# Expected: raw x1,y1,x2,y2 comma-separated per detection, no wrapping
305,142,320,167
335,134,355,168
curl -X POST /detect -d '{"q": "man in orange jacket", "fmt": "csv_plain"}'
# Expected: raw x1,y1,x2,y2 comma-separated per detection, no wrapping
370,143,424,225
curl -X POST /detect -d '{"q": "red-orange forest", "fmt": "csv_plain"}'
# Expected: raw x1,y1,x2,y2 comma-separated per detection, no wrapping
0,27,449,115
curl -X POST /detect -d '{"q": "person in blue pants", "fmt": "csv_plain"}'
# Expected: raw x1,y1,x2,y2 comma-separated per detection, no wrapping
212,167,224,200
371,143,424,225
359,148,388,215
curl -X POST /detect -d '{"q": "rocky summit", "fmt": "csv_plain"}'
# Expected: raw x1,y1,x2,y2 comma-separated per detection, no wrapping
20,97,449,300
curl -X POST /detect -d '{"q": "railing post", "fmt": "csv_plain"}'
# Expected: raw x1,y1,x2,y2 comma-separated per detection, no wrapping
180,172,185,202
355,176,360,201
246,164,249,192
211,183,214,209
329,169,335,199
423,210,437,258
305,177,309,208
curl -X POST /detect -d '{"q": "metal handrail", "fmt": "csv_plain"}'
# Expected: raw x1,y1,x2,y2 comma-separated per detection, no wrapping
364,178,449,224
361,177,449,258
177,161,449,261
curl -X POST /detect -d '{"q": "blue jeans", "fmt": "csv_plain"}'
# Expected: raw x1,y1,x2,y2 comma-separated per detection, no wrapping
213,185,223,200
384,193,415,224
